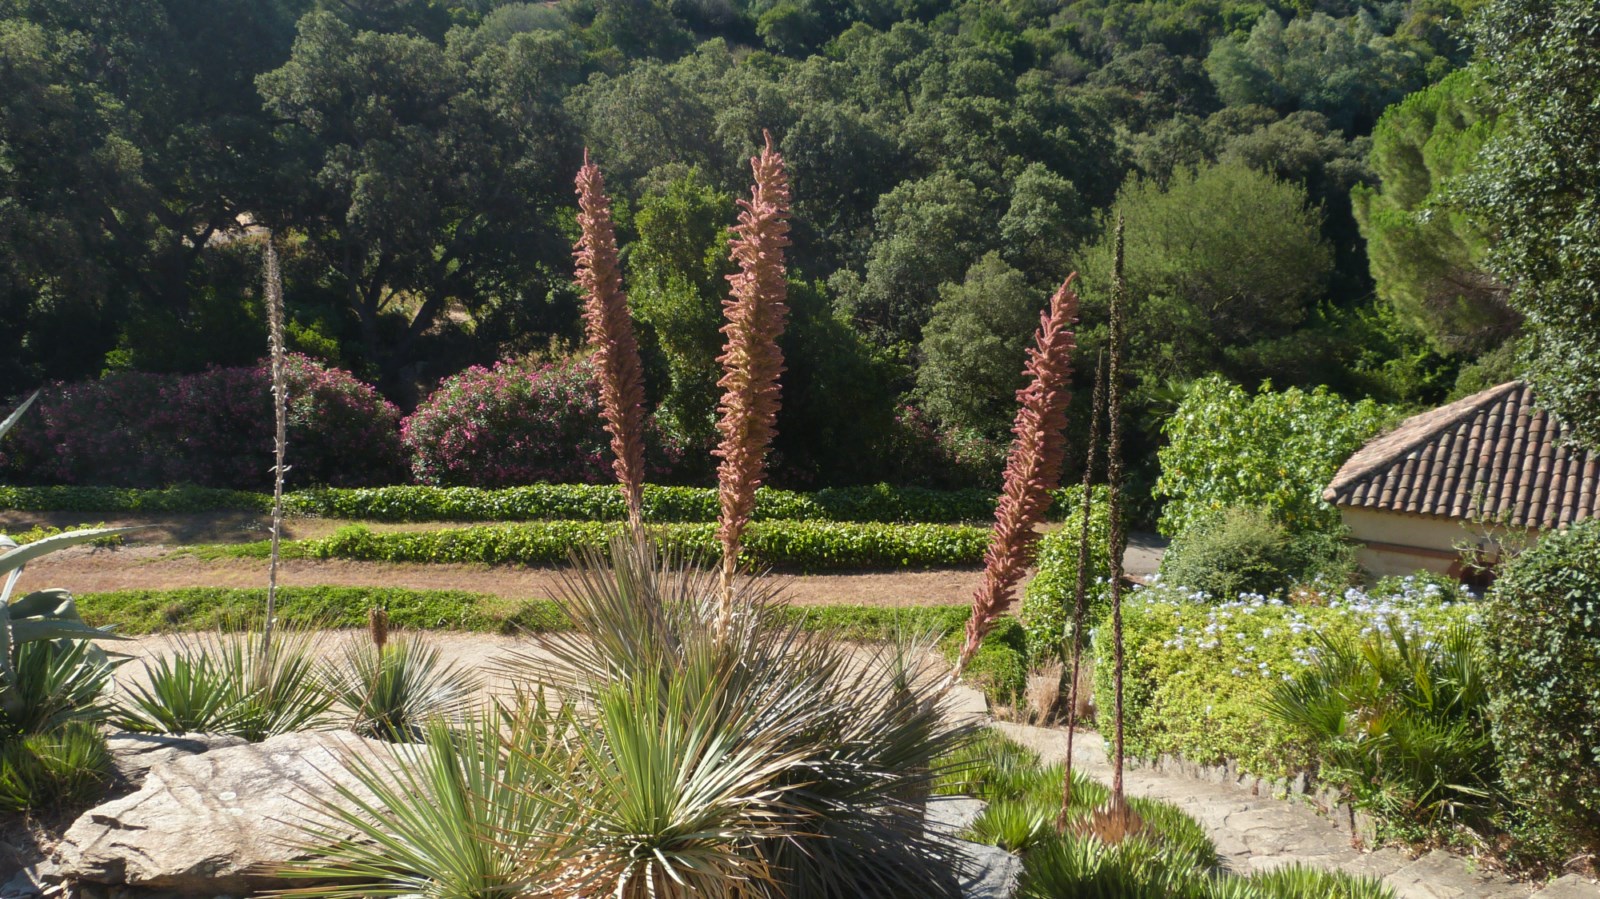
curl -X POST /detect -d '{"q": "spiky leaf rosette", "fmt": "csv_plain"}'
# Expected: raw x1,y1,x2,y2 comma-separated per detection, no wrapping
575,152,649,532
953,275,1080,681
713,132,792,631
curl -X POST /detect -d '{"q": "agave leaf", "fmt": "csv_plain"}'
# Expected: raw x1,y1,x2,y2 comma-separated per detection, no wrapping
9,588,78,618
0,391,38,442
9,618,117,644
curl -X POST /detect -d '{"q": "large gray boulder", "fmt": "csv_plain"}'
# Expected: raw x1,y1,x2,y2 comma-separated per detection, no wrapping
925,796,1022,899
57,731,392,895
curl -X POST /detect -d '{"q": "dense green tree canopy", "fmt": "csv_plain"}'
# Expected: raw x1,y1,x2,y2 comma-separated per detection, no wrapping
0,0,1525,490
1461,0,1600,447
1353,67,1510,356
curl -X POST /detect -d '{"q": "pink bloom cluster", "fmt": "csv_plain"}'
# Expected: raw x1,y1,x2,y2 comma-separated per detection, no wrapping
402,356,681,489
0,355,407,489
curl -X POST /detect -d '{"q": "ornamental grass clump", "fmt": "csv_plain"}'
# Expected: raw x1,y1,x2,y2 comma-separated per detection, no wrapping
950,273,1080,683
574,151,649,536
713,131,791,639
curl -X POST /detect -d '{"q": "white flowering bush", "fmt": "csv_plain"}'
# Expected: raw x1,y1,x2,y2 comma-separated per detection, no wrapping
1093,575,1480,775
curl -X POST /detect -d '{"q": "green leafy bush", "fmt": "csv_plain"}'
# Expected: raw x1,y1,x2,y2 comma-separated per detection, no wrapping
1020,486,1112,664
1155,377,1394,536
1098,581,1478,777
0,482,1017,523
1486,521,1600,855
1161,507,1300,598
940,617,1028,707
1263,622,1495,827
307,520,991,571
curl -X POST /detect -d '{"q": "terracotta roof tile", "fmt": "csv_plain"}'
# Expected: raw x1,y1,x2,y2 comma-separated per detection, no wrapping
1323,381,1600,529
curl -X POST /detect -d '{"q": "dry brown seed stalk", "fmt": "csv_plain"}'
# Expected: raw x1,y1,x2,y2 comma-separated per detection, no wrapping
951,273,1080,682
263,233,287,659
1058,348,1107,831
1106,213,1130,802
713,131,792,641
575,151,649,536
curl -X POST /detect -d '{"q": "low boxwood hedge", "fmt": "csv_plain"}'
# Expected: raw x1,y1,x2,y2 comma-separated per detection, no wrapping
0,482,1041,524
304,520,991,571
1094,579,1480,777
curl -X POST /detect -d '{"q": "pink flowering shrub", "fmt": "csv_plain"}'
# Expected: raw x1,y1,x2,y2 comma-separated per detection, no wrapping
0,356,406,488
403,356,682,488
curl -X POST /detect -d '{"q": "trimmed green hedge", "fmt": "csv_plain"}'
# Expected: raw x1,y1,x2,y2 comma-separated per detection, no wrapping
1096,581,1479,777
0,482,1085,524
77,585,971,641
304,521,990,571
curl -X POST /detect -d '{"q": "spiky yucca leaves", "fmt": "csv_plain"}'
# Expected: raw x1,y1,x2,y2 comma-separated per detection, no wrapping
0,721,112,812
952,274,1080,682
713,132,792,640
324,637,479,742
117,627,332,741
504,536,971,899
0,639,115,738
277,702,586,899
575,152,649,534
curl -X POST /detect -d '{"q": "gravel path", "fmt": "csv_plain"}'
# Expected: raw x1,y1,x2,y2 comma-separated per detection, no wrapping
994,722,1598,898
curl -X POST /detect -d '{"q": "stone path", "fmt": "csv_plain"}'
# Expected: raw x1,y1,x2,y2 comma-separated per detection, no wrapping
993,722,1599,898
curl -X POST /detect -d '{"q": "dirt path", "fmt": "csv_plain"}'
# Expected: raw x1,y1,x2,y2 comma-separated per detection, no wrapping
21,550,987,607
5,510,1167,609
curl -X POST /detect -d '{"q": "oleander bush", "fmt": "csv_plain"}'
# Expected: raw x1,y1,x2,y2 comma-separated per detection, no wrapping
1486,521,1600,859
1097,579,1479,777
402,356,684,488
1020,486,1112,664
0,356,405,489
306,520,991,571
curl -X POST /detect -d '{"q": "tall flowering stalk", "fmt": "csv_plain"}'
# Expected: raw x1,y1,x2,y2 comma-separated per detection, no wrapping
574,150,648,538
713,132,792,641
262,232,288,659
1057,349,1106,831
1104,214,1134,821
949,274,1080,683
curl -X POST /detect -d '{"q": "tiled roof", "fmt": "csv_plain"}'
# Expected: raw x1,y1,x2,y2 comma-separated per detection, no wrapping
1323,381,1600,529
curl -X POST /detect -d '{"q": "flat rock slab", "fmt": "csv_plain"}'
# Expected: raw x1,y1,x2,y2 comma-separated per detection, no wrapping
58,731,392,895
105,732,248,786
1532,875,1600,898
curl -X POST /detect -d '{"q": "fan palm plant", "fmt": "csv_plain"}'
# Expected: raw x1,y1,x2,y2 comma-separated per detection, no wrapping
1262,620,1495,824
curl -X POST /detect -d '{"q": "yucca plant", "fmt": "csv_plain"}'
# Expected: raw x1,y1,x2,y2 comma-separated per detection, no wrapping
0,720,113,812
1262,620,1496,824
278,700,587,899
323,636,478,742
505,536,972,899
1238,864,1399,899
118,627,333,741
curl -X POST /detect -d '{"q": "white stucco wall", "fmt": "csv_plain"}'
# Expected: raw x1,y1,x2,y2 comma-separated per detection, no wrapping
1338,506,1537,580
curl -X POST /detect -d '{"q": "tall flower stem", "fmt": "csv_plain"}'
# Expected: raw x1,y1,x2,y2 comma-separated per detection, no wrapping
574,150,648,539
1106,214,1130,805
948,274,1079,685
1057,348,1106,830
713,132,791,643
263,233,287,660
